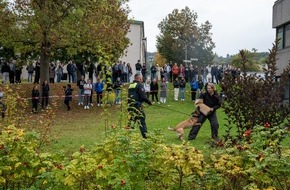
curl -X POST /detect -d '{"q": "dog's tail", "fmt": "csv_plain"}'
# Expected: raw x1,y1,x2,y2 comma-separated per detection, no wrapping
168,126,175,131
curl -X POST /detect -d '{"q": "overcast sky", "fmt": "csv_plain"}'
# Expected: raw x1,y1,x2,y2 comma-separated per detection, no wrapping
127,0,276,57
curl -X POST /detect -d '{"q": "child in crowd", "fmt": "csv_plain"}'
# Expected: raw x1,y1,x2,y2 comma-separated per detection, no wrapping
64,84,73,111
190,79,199,101
197,77,204,98
150,78,159,103
41,80,50,110
173,77,180,101
179,77,186,101
94,77,104,106
77,76,85,106
31,85,40,113
113,77,122,104
144,78,151,99
160,77,167,104
83,79,92,109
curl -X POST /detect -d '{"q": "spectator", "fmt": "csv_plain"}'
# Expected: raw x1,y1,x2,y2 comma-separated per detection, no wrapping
88,62,96,83
67,61,73,83
77,75,85,105
179,77,186,101
173,77,180,101
34,61,40,84
26,63,34,83
1,62,10,84
163,63,171,82
150,64,157,81
211,63,218,84
94,77,104,106
41,80,50,110
49,62,56,83
172,63,179,81
31,85,40,113
190,79,198,101
127,63,133,83
144,78,151,99
122,62,128,83
15,63,22,83
56,62,63,83
83,79,92,109
150,78,159,103
9,61,15,84
135,60,142,74
141,63,147,81
113,77,122,104
64,84,73,111
160,77,167,104
179,64,185,79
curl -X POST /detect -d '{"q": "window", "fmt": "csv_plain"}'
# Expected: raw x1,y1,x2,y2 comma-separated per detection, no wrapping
285,23,290,48
277,27,284,50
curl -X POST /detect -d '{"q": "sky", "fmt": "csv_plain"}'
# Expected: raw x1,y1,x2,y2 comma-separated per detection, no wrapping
127,0,276,57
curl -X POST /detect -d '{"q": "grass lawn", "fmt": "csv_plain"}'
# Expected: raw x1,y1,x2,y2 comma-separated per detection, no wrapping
33,83,288,155
2,82,288,154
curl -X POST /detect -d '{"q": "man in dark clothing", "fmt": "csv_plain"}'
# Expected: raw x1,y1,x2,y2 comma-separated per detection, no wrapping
135,60,142,74
188,83,221,140
34,61,40,84
128,73,152,138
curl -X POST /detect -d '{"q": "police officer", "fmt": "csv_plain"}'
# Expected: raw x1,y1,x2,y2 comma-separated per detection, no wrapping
128,73,152,138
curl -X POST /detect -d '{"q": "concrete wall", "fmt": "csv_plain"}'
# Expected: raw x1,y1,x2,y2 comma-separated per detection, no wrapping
273,0,290,75
120,21,146,76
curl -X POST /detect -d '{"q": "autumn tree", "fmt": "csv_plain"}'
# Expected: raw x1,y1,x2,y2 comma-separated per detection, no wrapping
154,52,166,68
0,0,130,83
156,6,215,67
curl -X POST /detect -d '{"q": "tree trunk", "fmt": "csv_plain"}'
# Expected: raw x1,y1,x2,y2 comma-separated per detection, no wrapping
40,31,50,84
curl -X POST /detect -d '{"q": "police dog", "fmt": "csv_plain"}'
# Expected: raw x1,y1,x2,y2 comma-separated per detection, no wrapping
168,110,201,140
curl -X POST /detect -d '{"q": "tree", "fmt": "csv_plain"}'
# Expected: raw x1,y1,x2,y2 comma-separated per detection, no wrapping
1,0,130,83
231,49,263,71
156,6,215,67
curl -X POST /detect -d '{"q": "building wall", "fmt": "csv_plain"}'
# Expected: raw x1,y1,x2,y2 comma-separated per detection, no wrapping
273,0,290,75
120,21,146,76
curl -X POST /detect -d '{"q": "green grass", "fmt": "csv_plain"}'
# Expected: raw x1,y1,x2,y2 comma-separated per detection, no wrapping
45,85,228,154
38,83,289,154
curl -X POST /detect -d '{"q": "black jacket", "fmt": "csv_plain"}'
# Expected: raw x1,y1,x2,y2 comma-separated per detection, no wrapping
199,92,221,112
128,80,152,106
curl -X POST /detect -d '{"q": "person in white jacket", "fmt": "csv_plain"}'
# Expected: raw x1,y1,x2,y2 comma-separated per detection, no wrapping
144,78,151,99
83,79,92,109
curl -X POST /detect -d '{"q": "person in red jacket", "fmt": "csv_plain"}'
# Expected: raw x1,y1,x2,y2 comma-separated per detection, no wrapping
171,63,179,81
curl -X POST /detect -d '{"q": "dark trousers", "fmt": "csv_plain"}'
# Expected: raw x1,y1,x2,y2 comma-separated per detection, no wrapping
9,71,15,84
68,73,73,83
32,99,38,112
64,100,70,110
191,90,197,101
41,95,49,109
34,71,40,84
151,92,158,102
128,106,147,138
96,92,103,104
188,112,219,139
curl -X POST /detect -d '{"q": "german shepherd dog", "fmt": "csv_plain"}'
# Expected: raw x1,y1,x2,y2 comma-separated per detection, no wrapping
168,99,211,140
168,110,201,140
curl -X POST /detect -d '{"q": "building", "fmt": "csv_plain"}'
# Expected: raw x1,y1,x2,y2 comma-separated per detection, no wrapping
120,20,147,76
273,0,290,101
